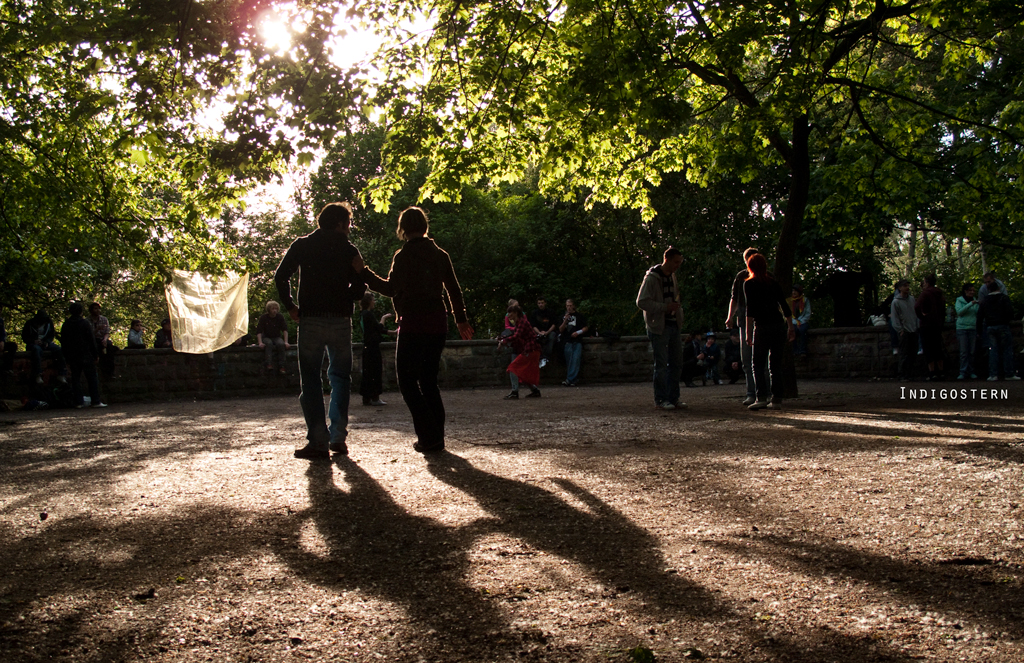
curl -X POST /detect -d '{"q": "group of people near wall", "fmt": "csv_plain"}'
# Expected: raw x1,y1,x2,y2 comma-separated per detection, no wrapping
890,271,1020,382
496,296,588,400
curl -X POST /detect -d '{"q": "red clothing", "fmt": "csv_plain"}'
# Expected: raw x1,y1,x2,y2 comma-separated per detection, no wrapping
508,350,541,385
501,316,540,355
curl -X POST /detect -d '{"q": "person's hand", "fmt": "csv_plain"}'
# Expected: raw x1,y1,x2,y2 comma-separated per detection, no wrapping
382,313,393,321
352,255,364,272
288,306,300,322
258,342,265,348
787,327,796,341
666,302,680,313
724,319,732,330
457,322,474,340
284,343,290,350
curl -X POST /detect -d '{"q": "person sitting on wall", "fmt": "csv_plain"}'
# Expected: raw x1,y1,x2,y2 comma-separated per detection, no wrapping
126,320,146,349
154,318,173,349
256,300,290,374
22,309,67,385
681,330,704,388
787,285,811,355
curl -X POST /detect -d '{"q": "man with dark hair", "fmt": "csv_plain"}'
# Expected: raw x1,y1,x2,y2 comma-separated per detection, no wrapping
637,247,686,409
559,299,588,386
977,284,1019,381
22,309,67,386
528,297,558,368
725,248,758,404
275,202,367,460
915,273,946,380
61,302,107,408
890,279,919,382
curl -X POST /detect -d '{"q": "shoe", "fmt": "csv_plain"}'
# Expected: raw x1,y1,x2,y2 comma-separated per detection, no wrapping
670,402,688,410
329,439,348,455
413,441,445,454
504,391,519,399
540,358,548,368
748,400,769,411
370,399,387,406
1007,376,1022,381
56,375,67,385
657,401,675,410
526,389,541,398
294,446,330,460
742,396,756,406
957,374,966,380
988,376,998,381
92,402,108,408
767,402,781,410
35,375,44,385
971,374,978,379
75,404,87,409
568,381,578,387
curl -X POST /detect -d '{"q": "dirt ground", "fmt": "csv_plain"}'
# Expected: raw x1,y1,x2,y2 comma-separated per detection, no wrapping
1,379,1023,663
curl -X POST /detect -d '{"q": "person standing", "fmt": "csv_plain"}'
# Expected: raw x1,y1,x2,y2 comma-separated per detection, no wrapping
977,287,1020,381
0,304,17,377
725,248,759,405
559,299,588,386
636,248,686,410
256,300,290,374
743,253,794,410
275,202,367,460
499,304,542,399
890,279,919,382
357,206,473,454
787,285,811,355
61,302,107,408
358,292,393,406
915,273,946,381
954,283,979,380
87,302,117,378
528,297,558,368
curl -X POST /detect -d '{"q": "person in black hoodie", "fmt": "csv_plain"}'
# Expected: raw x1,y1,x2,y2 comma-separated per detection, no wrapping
977,290,1020,381
60,302,106,408
275,202,367,460
22,309,67,385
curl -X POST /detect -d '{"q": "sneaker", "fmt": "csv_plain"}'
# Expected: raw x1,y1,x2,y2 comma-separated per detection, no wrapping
294,446,330,460
539,358,548,368
329,439,348,455
56,375,67,385
971,374,978,379
988,376,998,381
1007,376,1022,381
715,380,723,385
767,401,781,410
35,375,44,385
742,396,756,406
370,399,387,406
504,391,519,400
413,441,445,454
657,401,675,410
75,404,87,409
525,389,541,398
748,400,769,411
561,380,571,386
670,401,688,410
92,402,108,408
957,374,966,380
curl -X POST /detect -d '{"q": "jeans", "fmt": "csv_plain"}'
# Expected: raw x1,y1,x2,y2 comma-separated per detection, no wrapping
648,325,682,405
538,332,557,362
897,330,918,379
28,341,66,378
396,333,447,447
69,360,102,406
564,342,582,384
956,329,976,377
297,317,352,449
263,337,287,368
751,320,786,403
793,322,809,354
987,325,1015,378
739,325,755,398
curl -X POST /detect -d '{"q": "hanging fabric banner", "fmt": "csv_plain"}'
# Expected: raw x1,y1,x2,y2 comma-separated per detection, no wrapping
164,270,249,354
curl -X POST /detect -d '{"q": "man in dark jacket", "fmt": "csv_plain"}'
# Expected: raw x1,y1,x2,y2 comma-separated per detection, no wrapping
22,309,67,385
977,290,1019,381
914,273,946,380
275,202,367,460
61,302,107,408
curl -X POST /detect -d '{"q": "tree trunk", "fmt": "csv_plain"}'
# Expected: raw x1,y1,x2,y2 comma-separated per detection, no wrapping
774,115,811,400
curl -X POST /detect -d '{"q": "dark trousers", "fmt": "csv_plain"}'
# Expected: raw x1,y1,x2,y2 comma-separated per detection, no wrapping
98,340,117,377
751,321,786,403
360,343,384,401
396,333,447,447
69,360,101,406
898,330,919,379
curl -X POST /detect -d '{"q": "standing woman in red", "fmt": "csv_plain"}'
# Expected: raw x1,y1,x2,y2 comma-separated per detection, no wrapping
743,253,795,410
356,207,474,453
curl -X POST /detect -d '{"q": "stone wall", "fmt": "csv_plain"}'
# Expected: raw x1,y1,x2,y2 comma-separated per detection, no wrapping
3,324,1021,403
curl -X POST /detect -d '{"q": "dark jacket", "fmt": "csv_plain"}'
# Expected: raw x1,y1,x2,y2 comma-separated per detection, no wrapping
274,228,366,318
363,237,467,323
60,316,98,363
977,292,1015,330
914,285,946,330
22,311,57,345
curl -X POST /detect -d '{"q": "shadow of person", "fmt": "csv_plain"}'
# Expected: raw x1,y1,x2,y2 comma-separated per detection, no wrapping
424,451,722,619
278,458,508,653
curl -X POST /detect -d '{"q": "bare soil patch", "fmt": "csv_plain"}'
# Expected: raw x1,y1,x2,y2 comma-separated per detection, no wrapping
1,380,1023,662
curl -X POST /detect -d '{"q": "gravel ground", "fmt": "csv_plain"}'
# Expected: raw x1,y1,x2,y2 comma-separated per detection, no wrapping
1,379,1023,662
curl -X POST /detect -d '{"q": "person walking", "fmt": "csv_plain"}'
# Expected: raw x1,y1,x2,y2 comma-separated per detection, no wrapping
357,206,473,454
275,202,367,460
743,253,794,410
637,247,686,410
